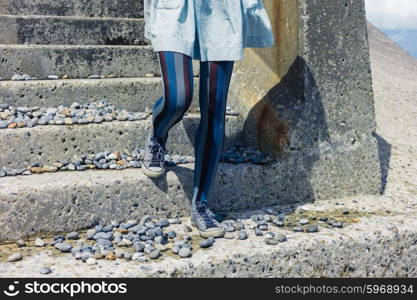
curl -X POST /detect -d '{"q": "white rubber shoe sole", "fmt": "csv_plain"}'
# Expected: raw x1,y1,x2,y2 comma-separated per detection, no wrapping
191,217,225,238
142,164,166,179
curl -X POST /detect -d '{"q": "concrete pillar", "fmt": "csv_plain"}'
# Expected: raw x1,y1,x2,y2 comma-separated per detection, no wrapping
228,0,381,203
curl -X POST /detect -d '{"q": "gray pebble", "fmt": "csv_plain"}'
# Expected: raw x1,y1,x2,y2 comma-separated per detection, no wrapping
16,239,26,247
86,229,96,239
224,226,236,232
264,238,279,245
111,220,120,227
96,238,113,248
224,232,235,239
132,252,144,260
332,221,343,228
158,219,170,227
167,218,179,224
264,232,275,239
123,252,132,260
273,220,285,227
55,242,73,252
235,222,245,230
133,242,145,253
140,265,152,271
39,266,53,275
178,247,192,258
102,224,113,232
254,228,263,236
34,238,46,247
167,231,177,239
263,214,272,222
94,224,103,232
85,258,97,265
140,215,152,225
293,226,304,232
199,237,214,248
276,233,287,242
306,225,319,233
299,218,309,225
237,231,248,240
258,224,268,231
149,249,161,259
172,245,180,254
115,248,125,258
66,232,80,240
8,253,23,262
138,257,148,262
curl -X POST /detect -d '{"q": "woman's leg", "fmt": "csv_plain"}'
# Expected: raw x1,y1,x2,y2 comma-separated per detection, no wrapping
192,60,235,206
143,51,194,179
152,51,194,148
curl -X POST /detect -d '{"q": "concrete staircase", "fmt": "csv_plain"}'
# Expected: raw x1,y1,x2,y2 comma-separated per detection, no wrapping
0,0,254,241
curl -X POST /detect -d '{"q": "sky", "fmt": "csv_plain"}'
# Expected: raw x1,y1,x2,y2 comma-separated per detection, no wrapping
365,0,417,58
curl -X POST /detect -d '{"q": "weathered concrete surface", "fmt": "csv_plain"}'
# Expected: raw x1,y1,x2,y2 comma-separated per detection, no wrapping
0,45,200,79
1,196,416,277
229,0,382,202
0,131,379,241
0,115,242,169
0,0,144,18
0,162,260,241
0,45,160,79
0,15,146,45
0,77,201,113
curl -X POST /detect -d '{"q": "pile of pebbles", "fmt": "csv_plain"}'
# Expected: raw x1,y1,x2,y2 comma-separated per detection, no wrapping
0,144,274,177
0,150,197,177
7,73,149,81
7,216,218,267
220,144,273,164
0,101,149,129
6,210,349,274
0,100,240,130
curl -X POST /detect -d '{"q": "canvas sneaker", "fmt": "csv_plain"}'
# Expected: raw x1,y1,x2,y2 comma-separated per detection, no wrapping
191,200,225,238
142,133,167,178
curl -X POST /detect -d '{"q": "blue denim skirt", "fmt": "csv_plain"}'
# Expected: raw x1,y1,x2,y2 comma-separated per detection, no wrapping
144,0,276,61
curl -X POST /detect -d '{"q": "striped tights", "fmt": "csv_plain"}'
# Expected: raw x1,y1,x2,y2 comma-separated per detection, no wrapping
151,51,234,205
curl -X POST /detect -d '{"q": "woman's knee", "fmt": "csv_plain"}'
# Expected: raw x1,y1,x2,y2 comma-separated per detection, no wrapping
166,90,193,114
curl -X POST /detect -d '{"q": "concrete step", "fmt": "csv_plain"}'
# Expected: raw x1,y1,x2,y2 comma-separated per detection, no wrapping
0,0,144,18
0,45,160,79
0,14,146,45
1,212,415,277
0,77,201,113
0,114,242,170
0,162,273,241
0,45,201,79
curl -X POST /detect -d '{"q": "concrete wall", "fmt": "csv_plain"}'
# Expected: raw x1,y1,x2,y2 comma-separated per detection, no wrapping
227,0,382,203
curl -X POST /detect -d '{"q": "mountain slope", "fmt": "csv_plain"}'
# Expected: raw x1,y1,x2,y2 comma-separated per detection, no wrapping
367,21,417,153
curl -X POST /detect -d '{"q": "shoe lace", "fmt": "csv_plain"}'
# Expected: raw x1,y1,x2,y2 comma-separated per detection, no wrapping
195,202,218,227
148,138,166,162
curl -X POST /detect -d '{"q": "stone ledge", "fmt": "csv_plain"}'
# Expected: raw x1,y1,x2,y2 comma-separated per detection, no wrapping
0,45,158,79
0,162,262,241
0,115,242,169
0,14,146,45
0,0,145,18
0,77,201,113
0,205,416,277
